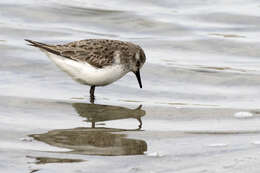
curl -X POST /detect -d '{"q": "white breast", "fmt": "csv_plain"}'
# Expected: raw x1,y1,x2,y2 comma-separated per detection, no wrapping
43,50,129,86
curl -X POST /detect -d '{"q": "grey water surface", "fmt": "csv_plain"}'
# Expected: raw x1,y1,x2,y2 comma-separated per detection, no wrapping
1,0,260,172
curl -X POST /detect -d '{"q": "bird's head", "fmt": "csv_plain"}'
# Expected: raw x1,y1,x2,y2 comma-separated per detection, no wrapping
130,47,146,88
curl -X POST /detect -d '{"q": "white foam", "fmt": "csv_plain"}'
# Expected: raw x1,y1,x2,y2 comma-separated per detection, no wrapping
206,143,228,147
145,152,165,157
233,112,253,119
252,141,260,145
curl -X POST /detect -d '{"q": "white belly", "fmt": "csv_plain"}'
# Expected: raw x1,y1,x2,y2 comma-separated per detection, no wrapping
43,51,129,86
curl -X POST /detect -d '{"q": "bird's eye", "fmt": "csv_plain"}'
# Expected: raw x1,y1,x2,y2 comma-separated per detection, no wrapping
136,61,140,67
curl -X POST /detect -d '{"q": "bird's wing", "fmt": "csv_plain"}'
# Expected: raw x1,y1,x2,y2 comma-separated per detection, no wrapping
25,39,115,68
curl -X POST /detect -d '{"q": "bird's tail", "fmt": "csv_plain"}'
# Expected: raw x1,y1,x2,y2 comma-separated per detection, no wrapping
25,39,60,56
25,39,49,47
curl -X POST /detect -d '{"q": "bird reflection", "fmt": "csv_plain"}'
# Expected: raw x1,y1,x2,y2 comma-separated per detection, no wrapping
72,103,145,129
30,102,147,156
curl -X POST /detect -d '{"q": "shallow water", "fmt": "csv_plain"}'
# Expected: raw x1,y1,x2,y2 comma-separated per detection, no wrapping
1,0,260,172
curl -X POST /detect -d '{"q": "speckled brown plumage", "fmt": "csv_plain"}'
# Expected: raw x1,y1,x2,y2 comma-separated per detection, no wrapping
25,39,146,68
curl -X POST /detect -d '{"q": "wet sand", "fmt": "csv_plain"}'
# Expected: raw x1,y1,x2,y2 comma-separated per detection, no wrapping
2,96,260,173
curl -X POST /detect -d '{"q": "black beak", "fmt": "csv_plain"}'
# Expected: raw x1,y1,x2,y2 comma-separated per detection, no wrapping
134,70,142,88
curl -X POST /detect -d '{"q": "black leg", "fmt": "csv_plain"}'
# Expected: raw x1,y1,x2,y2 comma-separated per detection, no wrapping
137,117,142,129
90,86,95,103
91,122,95,128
